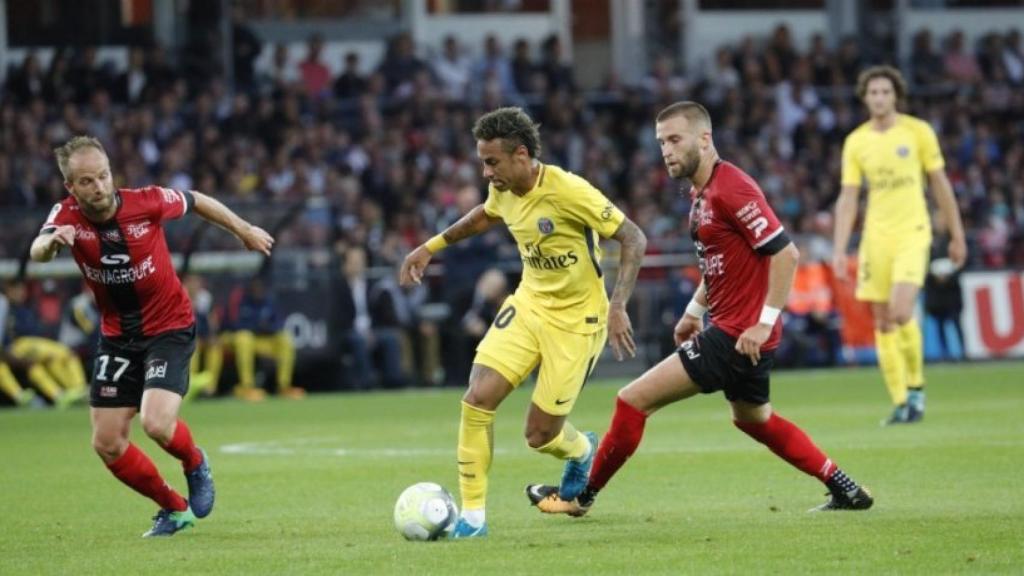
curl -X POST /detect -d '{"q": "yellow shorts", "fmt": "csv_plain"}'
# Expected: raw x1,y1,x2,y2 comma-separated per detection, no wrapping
856,234,931,302
474,293,607,416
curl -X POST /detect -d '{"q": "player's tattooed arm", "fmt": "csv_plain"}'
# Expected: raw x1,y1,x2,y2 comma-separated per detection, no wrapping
441,205,502,245
606,217,647,360
609,218,648,307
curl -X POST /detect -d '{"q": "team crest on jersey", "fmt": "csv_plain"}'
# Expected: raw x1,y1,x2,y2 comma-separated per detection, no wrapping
126,222,150,239
537,217,555,234
896,145,909,158
101,229,122,242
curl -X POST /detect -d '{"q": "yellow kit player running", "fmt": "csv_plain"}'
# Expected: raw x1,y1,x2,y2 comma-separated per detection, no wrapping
833,66,967,425
400,107,647,538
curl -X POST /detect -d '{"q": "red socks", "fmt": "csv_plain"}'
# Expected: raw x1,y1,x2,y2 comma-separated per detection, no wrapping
589,396,648,491
734,413,837,482
106,444,188,511
161,419,204,473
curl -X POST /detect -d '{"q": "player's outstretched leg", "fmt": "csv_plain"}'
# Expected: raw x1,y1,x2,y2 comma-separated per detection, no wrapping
732,409,873,512
143,507,197,537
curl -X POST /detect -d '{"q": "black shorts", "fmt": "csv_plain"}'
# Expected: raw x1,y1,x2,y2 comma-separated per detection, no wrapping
676,325,774,405
90,325,196,408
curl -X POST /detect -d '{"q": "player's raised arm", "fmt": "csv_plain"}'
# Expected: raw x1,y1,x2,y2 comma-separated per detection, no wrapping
399,204,501,286
926,170,967,267
608,218,647,360
191,191,274,256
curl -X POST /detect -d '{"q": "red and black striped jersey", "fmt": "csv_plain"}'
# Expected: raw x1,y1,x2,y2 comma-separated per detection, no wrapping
40,186,196,338
688,162,788,351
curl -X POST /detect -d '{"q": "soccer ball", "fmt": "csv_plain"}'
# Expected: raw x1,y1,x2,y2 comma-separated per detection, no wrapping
393,482,458,541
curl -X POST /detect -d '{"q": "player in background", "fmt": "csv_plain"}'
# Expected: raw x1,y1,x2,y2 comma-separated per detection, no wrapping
29,136,274,537
400,107,647,538
833,66,966,425
527,101,873,516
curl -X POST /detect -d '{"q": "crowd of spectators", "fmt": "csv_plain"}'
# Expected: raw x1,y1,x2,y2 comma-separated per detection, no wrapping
1,23,1022,396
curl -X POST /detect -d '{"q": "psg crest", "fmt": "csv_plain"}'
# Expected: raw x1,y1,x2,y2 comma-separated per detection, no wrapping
896,145,909,157
537,217,555,234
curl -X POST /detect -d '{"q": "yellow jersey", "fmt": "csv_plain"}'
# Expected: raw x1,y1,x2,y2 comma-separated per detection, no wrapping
483,163,625,334
841,114,944,240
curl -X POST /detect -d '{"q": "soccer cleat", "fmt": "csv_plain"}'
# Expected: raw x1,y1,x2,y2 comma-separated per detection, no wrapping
186,449,215,518
907,389,925,422
809,486,874,512
448,518,488,539
15,388,37,407
279,386,307,399
881,404,911,426
234,386,267,402
526,484,592,517
142,507,196,537
559,431,597,501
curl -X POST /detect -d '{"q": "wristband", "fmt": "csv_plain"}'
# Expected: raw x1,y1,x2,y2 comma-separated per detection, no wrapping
759,305,781,326
685,299,708,318
425,234,448,254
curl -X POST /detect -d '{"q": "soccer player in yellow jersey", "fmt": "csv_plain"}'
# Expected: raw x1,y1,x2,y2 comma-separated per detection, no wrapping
833,66,967,425
400,107,647,538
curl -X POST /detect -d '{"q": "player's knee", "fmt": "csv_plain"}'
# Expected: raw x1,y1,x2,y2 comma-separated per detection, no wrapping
140,413,174,443
92,434,127,462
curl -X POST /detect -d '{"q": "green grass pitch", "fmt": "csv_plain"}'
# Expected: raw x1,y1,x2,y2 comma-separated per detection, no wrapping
1,362,1022,575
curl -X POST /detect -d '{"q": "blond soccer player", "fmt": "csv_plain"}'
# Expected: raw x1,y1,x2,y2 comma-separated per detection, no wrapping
833,66,967,425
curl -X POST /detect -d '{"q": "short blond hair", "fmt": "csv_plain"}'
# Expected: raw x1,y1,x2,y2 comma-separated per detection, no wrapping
54,136,107,180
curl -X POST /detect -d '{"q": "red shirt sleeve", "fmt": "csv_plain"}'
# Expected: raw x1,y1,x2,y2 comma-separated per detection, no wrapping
39,201,73,234
716,169,785,251
140,186,195,222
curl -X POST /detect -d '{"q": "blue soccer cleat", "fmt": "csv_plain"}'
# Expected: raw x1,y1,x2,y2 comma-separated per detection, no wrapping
142,507,196,538
186,448,215,518
449,518,488,539
559,431,597,501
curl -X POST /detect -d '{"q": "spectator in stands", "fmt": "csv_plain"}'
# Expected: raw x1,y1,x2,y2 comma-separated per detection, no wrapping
433,35,473,102
510,38,537,94
333,245,405,389
225,276,302,401
377,32,429,98
2,280,87,408
925,212,965,362
333,52,367,100
911,29,945,86
1002,29,1024,85
459,268,509,353
299,34,331,99
184,275,224,401
58,283,99,363
944,29,982,84
0,287,37,407
473,34,519,101
780,241,841,367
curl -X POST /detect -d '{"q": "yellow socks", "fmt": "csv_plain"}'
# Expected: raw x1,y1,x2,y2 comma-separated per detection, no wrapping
458,401,495,512
875,329,908,405
533,421,590,461
898,320,925,388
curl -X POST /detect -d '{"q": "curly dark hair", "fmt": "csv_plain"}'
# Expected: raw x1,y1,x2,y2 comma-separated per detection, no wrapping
472,107,542,158
855,65,908,104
